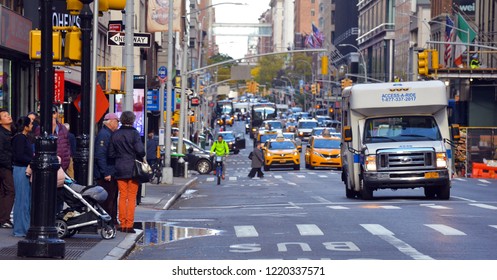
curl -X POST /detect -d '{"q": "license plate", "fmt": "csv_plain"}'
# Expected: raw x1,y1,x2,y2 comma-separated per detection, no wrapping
424,172,439,179
280,160,286,163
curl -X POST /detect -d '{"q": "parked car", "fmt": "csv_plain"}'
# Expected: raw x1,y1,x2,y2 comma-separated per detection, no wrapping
171,137,214,174
216,131,246,154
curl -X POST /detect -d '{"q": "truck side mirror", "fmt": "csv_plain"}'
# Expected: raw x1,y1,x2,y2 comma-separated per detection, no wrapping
343,126,352,142
451,124,460,140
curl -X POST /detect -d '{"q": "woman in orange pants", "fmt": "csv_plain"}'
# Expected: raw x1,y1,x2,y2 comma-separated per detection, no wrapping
108,111,145,233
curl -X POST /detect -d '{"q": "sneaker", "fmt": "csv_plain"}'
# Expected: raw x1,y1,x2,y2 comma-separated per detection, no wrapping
1,221,13,228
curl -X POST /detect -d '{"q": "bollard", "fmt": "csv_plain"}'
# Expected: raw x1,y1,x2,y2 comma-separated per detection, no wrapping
184,162,188,178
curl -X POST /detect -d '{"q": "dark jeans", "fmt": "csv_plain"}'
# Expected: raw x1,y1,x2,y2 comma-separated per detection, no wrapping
97,178,118,224
248,168,264,178
0,167,15,223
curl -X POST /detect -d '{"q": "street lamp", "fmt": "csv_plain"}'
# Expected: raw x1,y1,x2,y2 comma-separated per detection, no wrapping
339,43,367,83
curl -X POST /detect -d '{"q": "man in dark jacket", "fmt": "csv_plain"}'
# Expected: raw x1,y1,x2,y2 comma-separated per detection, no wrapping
0,109,14,228
248,141,264,178
94,112,120,224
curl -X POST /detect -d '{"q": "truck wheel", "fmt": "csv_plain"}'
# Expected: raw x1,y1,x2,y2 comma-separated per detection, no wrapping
437,182,450,200
424,187,436,199
360,179,373,200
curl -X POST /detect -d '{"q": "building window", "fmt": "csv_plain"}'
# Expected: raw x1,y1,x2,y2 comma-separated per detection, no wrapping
311,9,315,17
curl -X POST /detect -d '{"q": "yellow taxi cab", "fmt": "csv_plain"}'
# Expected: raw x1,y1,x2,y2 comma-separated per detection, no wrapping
216,114,234,126
304,134,342,170
263,134,300,171
258,130,278,148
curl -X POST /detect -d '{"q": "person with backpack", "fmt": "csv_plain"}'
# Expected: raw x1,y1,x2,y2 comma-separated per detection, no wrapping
248,141,264,178
210,135,230,179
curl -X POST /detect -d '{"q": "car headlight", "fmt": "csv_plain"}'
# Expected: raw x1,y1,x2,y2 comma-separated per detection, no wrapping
293,151,299,156
298,132,303,136
266,152,272,157
365,155,377,171
313,151,321,157
436,152,447,168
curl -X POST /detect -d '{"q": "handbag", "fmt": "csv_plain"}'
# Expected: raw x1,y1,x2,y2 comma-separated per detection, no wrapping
248,151,253,160
133,159,153,183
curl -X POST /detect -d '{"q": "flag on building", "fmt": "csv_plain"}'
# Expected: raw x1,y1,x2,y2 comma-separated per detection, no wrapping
305,23,324,49
454,13,477,68
444,15,455,66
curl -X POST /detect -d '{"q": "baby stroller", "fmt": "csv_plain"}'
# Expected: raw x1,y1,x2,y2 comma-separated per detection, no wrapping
55,175,117,239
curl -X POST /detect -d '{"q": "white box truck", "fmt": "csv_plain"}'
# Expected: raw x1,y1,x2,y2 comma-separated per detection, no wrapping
341,80,459,200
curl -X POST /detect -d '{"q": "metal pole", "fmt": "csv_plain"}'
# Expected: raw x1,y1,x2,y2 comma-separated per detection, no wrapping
18,0,65,258
339,43,367,82
88,0,99,183
178,35,188,156
123,0,134,111
162,0,174,183
73,1,92,185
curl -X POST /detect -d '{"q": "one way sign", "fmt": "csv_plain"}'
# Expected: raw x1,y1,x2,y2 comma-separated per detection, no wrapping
107,31,151,48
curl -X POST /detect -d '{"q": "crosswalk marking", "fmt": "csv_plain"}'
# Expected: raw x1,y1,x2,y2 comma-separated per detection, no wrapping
360,224,394,235
469,203,497,210
420,204,451,209
234,226,259,237
327,206,349,210
296,175,305,178
379,205,401,209
424,224,466,235
206,177,214,182
478,179,491,184
318,175,328,178
490,225,497,230
296,224,324,236
273,175,283,179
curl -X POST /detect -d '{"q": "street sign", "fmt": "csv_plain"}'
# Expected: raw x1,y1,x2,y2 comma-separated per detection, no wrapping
108,20,122,32
190,96,200,107
158,66,167,81
107,31,152,48
146,89,175,111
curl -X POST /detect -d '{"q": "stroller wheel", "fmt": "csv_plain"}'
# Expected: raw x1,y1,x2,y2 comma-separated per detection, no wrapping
55,219,69,238
101,225,117,240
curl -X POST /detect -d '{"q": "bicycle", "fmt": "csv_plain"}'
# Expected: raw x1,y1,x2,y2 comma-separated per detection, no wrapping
150,152,164,184
214,155,224,185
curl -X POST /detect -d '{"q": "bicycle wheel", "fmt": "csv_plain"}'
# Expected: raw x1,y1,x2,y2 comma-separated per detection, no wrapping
216,166,222,185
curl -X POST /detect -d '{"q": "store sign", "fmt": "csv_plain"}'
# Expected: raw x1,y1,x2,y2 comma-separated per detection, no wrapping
54,71,65,104
0,6,32,54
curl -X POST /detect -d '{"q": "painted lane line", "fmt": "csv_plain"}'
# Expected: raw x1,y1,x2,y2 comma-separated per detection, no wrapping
318,175,328,178
228,176,237,181
234,226,259,238
287,202,303,209
379,205,401,209
296,175,305,178
424,224,466,235
478,179,491,184
273,175,283,179
326,206,349,210
453,178,467,181
421,204,452,210
361,224,433,260
490,225,497,231
296,224,324,236
451,196,477,202
469,203,497,210
311,196,332,204
206,177,214,182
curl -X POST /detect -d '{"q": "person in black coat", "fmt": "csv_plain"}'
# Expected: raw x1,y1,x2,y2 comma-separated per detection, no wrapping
94,113,120,225
108,111,145,233
248,141,264,178
0,109,14,228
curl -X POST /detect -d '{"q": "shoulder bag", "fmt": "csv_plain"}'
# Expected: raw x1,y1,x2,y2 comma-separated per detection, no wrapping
133,159,153,183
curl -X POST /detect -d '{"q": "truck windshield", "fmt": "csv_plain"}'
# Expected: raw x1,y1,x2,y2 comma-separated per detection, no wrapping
363,116,442,143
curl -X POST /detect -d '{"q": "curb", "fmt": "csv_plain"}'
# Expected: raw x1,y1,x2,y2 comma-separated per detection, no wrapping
163,177,198,210
105,230,144,260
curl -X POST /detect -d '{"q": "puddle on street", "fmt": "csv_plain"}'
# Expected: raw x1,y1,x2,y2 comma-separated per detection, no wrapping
135,222,221,246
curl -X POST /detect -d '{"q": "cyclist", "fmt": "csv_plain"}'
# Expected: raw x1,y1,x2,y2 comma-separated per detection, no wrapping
210,135,230,179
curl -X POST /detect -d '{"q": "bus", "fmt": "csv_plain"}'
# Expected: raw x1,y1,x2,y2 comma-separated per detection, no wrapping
250,102,277,139
215,100,234,118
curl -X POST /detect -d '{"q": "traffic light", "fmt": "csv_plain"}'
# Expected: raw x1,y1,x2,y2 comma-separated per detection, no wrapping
311,84,316,94
96,70,108,91
341,79,353,89
110,70,125,92
64,27,81,61
67,0,126,14
431,49,439,70
199,85,204,95
417,50,429,76
29,30,62,60
321,55,329,75
99,0,126,12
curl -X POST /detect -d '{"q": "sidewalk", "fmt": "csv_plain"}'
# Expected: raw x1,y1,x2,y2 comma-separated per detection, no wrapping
0,175,197,260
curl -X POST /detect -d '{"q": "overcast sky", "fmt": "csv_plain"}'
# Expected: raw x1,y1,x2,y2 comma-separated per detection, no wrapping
212,0,270,59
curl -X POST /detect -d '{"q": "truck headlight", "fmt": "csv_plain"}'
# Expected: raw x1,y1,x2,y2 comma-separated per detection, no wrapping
365,155,377,171
436,152,447,168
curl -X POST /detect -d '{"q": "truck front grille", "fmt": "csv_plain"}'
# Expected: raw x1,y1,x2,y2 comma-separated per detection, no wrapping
378,149,435,171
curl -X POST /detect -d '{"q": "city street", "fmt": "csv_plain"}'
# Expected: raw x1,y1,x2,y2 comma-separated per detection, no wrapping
128,121,497,260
